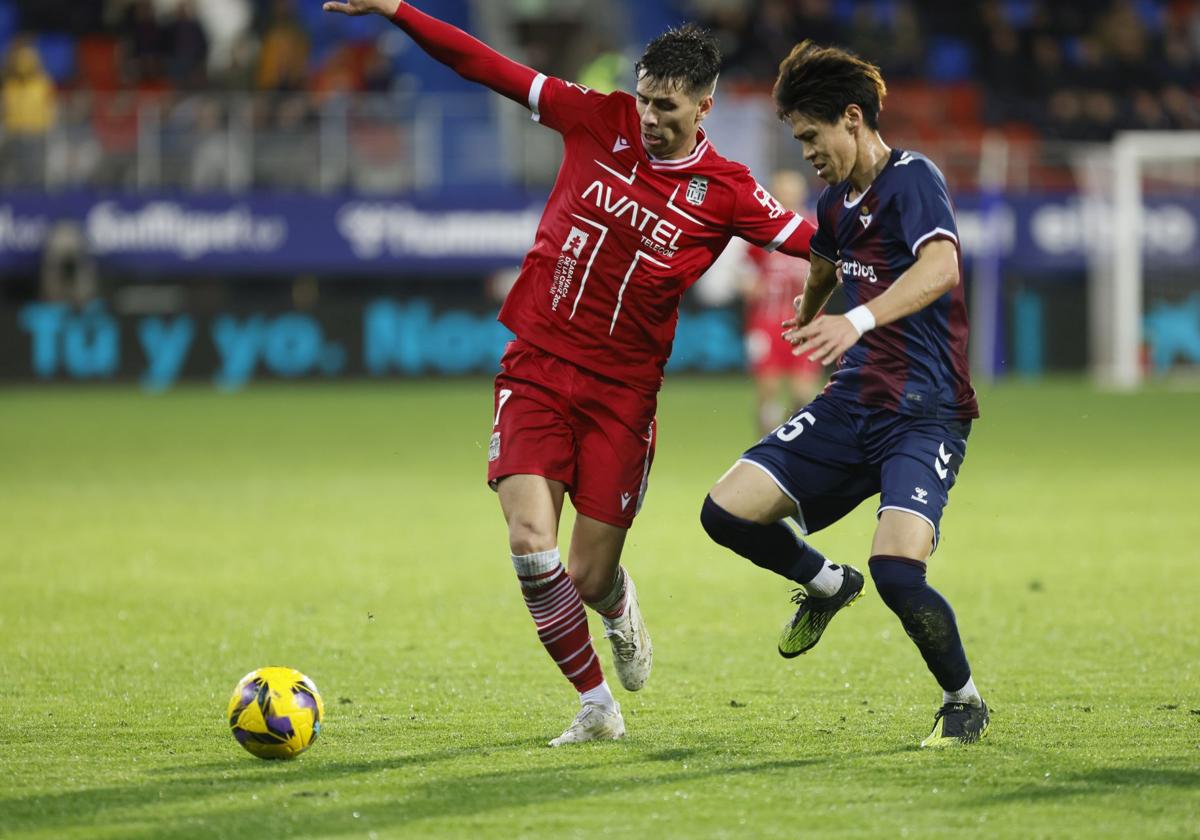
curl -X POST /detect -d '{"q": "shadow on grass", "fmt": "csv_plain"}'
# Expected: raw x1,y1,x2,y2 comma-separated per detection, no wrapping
0,738,533,825
148,753,824,838
0,739,821,836
641,747,702,762
969,766,1200,806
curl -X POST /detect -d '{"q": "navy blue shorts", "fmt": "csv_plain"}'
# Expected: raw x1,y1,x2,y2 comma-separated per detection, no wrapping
740,395,971,550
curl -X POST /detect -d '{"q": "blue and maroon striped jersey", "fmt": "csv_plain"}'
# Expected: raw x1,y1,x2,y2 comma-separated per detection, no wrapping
810,148,978,420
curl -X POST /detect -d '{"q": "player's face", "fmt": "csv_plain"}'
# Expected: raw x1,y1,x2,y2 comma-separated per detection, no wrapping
635,75,712,159
786,111,856,184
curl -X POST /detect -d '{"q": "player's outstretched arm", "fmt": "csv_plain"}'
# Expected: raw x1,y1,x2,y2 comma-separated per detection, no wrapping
322,0,538,106
322,0,397,16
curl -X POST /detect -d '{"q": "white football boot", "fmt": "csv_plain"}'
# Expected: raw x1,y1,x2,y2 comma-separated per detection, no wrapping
548,702,625,747
601,575,653,691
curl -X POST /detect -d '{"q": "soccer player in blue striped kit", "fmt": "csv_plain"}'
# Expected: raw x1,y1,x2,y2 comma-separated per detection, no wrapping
700,41,989,746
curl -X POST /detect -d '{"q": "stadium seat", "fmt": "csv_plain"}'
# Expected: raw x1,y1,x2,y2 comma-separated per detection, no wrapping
1134,0,1164,30
944,82,982,126
76,36,119,91
1001,0,1035,27
870,0,898,26
831,0,857,24
35,32,77,84
885,81,940,131
0,1,16,52
926,37,973,84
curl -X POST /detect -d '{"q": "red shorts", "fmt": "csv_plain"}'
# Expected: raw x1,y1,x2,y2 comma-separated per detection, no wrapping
487,340,657,529
745,314,824,378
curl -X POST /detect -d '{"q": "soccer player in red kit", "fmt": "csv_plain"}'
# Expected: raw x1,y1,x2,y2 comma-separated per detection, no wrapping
324,0,816,745
742,169,825,435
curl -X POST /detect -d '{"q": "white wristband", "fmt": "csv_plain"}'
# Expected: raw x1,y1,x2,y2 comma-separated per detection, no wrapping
844,305,876,337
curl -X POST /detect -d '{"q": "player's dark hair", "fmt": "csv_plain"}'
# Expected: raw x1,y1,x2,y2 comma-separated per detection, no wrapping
773,40,887,129
635,23,721,99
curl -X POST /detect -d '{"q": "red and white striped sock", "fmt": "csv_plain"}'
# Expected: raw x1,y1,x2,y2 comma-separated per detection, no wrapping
587,565,628,620
513,548,605,696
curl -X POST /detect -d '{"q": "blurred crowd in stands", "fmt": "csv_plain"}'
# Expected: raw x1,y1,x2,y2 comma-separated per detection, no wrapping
1,0,1198,190
0,0,413,188
693,0,1200,139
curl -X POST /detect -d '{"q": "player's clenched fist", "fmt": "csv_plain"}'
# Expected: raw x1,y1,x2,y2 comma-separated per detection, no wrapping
322,0,399,16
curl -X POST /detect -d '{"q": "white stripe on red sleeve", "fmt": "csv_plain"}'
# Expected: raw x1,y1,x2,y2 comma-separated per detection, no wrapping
765,215,803,252
528,73,548,122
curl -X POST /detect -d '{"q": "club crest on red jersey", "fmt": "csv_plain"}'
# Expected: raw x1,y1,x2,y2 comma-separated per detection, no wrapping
562,227,589,258
685,175,708,206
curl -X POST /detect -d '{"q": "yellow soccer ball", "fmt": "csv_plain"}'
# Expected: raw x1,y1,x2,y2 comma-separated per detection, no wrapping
227,667,325,759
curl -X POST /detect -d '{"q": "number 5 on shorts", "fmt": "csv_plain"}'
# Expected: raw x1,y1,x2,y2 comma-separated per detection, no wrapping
775,411,816,442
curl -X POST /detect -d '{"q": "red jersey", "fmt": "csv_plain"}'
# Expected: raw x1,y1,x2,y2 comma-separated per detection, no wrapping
388,4,814,391
502,77,813,390
744,243,811,328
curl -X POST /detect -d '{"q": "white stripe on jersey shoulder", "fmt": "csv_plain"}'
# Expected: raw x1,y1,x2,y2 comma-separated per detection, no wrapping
764,214,802,252
911,227,959,256
648,136,711,170
528,73,548,122
596,159,638,185
842,184,872,208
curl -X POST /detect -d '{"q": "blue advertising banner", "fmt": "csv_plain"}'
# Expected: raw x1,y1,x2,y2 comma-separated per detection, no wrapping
1,192,1198,275
0,193,546,275
969,194,1200,271
2,298,746,388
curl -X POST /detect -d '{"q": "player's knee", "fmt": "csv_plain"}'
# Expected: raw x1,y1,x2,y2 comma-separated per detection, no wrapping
700,494,749,548
507,519,557,557
868,555,926,609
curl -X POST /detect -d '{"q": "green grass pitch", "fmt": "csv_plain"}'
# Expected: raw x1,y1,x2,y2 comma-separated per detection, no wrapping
1,378,1198,839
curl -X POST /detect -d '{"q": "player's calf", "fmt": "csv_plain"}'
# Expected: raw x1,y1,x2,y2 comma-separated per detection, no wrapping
701,494,859,656
700,495,832,584
588,567,653,692
513,548,605,694
869,555,989,745
868,556,972,693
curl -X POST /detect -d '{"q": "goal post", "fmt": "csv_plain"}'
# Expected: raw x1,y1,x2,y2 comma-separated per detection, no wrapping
1092,131,1200,390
